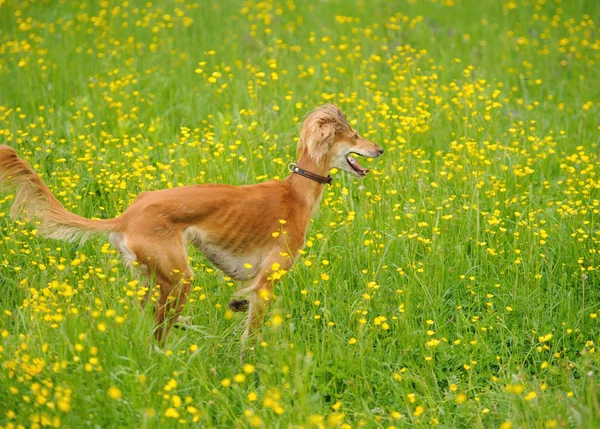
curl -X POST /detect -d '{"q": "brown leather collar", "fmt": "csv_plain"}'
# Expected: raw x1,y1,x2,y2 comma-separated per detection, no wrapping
288,163,332,185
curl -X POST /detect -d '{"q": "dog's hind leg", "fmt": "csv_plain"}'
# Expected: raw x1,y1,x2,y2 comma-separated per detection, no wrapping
110,231,154,308
153,266,193,343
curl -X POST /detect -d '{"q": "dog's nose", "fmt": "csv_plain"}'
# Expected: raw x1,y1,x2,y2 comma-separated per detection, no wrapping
378,148,384,155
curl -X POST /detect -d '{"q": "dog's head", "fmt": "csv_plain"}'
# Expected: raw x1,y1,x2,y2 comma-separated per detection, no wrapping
297,104,384,178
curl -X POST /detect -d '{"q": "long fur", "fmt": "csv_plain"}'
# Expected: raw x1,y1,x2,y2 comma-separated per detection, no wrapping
0,145,120,242
298,104,353,162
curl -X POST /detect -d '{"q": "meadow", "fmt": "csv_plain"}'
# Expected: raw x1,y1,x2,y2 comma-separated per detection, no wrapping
1,0,599,427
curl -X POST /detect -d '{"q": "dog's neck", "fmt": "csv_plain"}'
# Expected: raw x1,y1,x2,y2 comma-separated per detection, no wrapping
286,154,329,209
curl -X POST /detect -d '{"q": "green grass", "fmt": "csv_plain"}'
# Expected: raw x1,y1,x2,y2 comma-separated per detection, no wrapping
1,0,599,427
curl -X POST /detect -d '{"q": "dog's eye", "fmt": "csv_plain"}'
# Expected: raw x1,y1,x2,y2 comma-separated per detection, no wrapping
353,134,358,140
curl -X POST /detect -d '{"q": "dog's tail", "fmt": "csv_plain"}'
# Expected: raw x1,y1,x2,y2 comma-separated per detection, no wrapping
0,145,121,242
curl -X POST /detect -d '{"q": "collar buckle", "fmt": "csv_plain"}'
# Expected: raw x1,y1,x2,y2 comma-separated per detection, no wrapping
289,163,332,185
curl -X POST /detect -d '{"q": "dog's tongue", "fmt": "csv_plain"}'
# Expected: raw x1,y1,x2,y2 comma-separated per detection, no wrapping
348,155,369,174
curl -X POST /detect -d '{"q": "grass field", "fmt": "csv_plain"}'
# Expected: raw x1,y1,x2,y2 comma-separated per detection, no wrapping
1,0,600,427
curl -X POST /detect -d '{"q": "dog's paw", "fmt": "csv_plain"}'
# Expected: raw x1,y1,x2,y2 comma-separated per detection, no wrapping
173,315,193,330
228,298,249,312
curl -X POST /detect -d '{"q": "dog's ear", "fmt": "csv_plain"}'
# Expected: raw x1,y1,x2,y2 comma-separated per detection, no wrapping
298,116,335,163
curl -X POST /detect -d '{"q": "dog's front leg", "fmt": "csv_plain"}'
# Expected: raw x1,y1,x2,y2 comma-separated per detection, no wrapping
239,275,275,361
239,250,295,360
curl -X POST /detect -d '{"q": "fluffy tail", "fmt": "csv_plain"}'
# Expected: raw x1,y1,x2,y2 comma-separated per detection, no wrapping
0,145,121,242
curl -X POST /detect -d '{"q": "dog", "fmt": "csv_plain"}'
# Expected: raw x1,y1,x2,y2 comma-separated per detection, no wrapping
0,104,383,351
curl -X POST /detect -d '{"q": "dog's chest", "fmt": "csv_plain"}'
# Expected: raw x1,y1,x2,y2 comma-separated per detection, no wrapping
184,227,260,281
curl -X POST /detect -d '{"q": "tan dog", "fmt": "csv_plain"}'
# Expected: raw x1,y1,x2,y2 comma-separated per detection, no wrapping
0,104,383,350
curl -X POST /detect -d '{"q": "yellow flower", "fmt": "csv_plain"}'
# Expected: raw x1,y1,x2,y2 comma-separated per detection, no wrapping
455,393,467,404
271,314,284,326
327,412,345,426
309,415,324,425
505,384,525,394
172,395,182,407
249,415,263,427
108,386,122,400
164,407,180,419
524,391,537,401
57,399,71,412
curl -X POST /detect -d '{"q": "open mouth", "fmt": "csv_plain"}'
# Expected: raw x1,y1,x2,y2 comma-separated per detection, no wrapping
346,154,369,177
